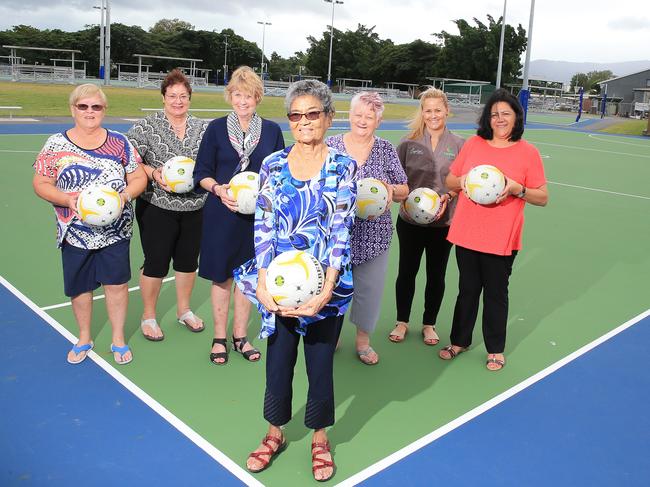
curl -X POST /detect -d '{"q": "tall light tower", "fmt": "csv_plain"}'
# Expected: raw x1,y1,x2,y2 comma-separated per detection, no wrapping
104,0,111,85
93,1,105,80
257,21,271,80
324,0,343,87
520,0,536,123
223,34,229,85
495,0,507,89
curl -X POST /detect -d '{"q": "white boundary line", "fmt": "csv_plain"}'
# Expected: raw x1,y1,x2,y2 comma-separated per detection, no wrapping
0,149,39,153
534,140,650,159
41,276,176,311
335,308,650,487
587,133,650,147
547,180,650,200
0,274,263,487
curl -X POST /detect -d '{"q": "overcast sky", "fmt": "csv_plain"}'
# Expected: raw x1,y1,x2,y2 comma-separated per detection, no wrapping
1,0,648,63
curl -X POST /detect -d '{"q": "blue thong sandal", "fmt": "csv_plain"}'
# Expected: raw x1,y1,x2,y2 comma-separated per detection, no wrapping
67,341,94,364
110,343,133,365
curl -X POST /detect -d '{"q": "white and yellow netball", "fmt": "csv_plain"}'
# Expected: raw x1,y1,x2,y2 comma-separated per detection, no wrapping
76,185,123,227
162,156,195,194
228,171,259,215
356,177,389,220
265,250,325,308
405,188,442,224
465,164,506,205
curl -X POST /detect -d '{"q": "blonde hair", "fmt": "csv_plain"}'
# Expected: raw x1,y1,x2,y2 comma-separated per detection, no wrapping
407,87,449,140
224,66,264,104
69,84,108,107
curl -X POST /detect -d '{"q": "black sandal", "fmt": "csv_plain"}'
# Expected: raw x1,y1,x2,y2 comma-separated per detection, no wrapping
232,336,261,362
209,338,229,365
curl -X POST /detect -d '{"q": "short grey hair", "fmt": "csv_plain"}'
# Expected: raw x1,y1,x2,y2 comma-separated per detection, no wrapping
285,79,335,115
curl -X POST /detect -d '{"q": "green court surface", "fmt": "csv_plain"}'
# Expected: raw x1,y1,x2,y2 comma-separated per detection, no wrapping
2,128,649,485
526,112,593,125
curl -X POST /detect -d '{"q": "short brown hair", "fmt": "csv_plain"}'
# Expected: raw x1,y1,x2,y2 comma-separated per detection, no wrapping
161,69,192,98
225,66,264,104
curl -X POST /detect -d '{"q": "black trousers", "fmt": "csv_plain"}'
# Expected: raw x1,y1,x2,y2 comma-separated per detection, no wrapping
395,218,453,325
450,245,517,353
263,314,344,430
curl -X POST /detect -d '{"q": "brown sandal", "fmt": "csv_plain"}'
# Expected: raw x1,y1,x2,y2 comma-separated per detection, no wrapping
312,440,335,482
388,322,408,343
486,355,506,371
438,345,466,360
247,434,287,473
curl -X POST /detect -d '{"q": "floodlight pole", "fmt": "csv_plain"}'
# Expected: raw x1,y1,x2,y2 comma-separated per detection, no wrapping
223,34,229,85
94,1,105,79
104,0,111,85
324,0,343,87
257,21,271,81
495,0,507,89
520,0,536,123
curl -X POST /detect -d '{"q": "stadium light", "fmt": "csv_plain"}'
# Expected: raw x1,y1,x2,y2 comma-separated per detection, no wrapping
257,21,271,80
324,0,344,87
223,34,229,85
495,0,507,89
93,3,105,80
519,0,536,123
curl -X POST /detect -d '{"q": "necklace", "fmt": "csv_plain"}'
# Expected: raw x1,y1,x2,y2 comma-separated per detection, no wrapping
168,116,187,135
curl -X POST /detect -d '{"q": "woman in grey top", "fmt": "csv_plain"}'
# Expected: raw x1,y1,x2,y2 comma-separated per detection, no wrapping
389,88,464,346
127,69,208,341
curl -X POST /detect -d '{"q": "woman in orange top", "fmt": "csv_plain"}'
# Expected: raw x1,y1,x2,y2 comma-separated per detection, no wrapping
443,89,548,371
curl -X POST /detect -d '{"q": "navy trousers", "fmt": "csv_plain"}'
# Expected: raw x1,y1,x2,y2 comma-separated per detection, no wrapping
263,314,344,430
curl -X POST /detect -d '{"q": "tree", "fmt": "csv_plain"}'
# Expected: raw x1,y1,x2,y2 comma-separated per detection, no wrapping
149,18,194,35
570,70,614,94
434,15,527,84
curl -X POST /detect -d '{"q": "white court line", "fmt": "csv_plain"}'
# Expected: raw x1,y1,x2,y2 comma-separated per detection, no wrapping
534,140,650,159
41,276,176,311
0,274,263,487
547,180,650,200
587,133,650,148
0,149,39,153
336,308,650,487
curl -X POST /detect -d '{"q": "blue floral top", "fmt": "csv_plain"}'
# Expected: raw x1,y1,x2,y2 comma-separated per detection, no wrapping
234,145,357,338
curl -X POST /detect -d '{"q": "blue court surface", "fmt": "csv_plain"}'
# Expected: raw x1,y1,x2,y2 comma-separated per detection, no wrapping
2,274,648,486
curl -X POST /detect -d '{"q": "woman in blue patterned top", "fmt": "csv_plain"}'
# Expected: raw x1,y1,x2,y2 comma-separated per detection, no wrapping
235,80,356,482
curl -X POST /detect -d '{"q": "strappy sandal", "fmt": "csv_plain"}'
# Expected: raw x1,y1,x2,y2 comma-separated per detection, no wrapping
486,355,506,371
247,434,287,473
141,318,164,341
209,338,229,365
232,336,261,362
388,322,409,343
438,345,466,361
311,440,335,482
178,310,205,333
422,325,439,346
356,346,379,365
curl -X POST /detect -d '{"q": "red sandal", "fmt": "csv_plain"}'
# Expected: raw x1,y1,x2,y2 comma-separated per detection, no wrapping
311,440,335,482
246,434,286,473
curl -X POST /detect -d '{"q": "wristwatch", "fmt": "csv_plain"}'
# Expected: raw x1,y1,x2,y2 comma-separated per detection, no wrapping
516,186,527,199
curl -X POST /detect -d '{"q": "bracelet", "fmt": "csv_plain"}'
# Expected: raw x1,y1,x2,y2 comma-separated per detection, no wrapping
211,183,220,196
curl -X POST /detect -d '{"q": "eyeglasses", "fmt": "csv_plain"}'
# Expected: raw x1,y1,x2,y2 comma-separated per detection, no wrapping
165,94,190,102
287,110,323,122
74,104,105,112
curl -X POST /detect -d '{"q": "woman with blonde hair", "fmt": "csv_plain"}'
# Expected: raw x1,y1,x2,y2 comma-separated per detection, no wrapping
194,66,285,365
389,88,464,347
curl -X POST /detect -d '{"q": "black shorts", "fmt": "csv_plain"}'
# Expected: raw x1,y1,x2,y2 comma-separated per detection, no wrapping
135,198,203,278
61,239,131,297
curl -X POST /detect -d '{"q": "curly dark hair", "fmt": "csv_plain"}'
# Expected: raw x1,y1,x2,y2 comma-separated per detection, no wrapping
160,69,192,98
477,89,524,141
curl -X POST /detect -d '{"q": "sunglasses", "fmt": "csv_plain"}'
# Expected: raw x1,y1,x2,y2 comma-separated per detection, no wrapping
75,104,105,112
287,110,323,122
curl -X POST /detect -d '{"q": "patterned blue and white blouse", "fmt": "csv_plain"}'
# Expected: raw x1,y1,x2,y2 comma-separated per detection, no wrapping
234,145,357,338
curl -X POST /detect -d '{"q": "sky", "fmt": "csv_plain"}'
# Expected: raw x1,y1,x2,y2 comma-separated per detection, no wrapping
0,0,648,64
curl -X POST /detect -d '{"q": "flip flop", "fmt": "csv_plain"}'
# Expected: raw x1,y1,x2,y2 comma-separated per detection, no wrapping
486,355,506,371
178,310,205,333
141,318,164,341
67,341,94,364
110,343,133,365
356,346,379,365
438,345,466,361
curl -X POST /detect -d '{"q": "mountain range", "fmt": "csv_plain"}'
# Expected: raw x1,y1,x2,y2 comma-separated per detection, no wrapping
528,59,650,85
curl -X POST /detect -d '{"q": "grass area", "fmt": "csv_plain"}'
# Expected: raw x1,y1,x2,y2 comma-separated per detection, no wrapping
600,118,649,136
0,81,417,119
